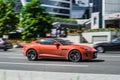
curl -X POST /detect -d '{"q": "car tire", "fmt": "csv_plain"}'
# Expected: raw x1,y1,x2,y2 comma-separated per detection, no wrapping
4,48,8,51
68,50,82,62
26,49,38,61
96,46,105,53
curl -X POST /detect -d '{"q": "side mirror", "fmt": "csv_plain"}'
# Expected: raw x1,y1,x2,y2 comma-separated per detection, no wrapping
54,43,60,46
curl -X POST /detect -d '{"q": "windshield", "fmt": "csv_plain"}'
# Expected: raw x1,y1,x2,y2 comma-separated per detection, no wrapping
55,38,73,45
111,38,120,43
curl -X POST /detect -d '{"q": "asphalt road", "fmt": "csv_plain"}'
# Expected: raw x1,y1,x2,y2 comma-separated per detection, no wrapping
0,48,120,75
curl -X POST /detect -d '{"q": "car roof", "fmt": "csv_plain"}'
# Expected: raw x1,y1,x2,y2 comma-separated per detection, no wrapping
36,38,65,42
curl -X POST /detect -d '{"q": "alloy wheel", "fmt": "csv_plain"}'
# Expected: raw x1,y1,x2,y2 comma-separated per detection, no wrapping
26,49,38,61
69,50,81,62
97,46,105,53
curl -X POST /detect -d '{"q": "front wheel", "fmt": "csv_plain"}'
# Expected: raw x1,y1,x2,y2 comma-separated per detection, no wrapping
96,46,105,53
68,50,82,62
26,49,38,61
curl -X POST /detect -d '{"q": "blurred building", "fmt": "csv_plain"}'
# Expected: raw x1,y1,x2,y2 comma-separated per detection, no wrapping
14,0,22,14
20,0,89,19
40,0,71,18
71,0,89,18
90,0,120,28
17,0,120,29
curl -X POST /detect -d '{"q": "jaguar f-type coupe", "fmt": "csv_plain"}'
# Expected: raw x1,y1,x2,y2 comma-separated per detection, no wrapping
23,38,97,62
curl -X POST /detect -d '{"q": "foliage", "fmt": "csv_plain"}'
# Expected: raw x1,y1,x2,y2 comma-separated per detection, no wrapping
68,33,79,36
53,17,77,24
0,0,19,36
68,29,77,33
77,24,85,31
19,0,53,40
84,28,120,32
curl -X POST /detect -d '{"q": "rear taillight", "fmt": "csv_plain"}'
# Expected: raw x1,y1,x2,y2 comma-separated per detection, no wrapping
2,42,7,45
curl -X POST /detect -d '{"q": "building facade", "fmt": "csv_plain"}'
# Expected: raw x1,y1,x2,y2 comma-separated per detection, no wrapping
40,0,71,18
21,0,72,18
103,0,120,28
20,0,89,18
19,0,120,28
14,0,22,14
71,0,89,18
90,0,120,28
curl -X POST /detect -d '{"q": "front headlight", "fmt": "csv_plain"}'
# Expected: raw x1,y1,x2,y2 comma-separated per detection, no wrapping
81,47,90,51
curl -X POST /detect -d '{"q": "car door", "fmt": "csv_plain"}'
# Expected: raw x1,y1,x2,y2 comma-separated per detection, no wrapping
110,38,120,51
38,39,62,58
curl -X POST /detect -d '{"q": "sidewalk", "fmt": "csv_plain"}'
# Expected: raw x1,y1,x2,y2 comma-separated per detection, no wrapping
0,69,120,80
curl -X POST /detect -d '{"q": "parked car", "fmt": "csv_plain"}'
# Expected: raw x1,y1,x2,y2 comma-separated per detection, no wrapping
0,38,13,51
93,37,120,53
23,38,97,62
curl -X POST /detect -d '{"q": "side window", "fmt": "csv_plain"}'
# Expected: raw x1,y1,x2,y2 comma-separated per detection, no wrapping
37,40,55,45
115,38,120,43
112,38,120,43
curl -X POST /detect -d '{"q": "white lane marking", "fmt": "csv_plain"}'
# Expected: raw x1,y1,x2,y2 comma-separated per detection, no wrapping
0,53,23,56
0,61,88,67
7,57,26,59
0,56,24,59
99,55,120,58
0,56,25,58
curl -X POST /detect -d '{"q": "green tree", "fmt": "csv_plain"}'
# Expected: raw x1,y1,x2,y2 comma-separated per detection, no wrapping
19,0,53,40
54,17,77,24
0,0,19,36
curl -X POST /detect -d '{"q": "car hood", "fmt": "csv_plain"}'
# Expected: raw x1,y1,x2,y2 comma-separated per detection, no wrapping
69,44,94,49
95,42,110,45
72,44,96,51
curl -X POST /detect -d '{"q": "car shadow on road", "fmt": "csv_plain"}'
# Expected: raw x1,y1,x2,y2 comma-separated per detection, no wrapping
82,59,105,62
36,59,68,62
35,59,105,63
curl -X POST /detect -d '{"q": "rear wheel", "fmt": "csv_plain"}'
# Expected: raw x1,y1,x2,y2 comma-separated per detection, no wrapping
4,48,8,51
26,49,38,61
96,46,105,53
68,50,82,62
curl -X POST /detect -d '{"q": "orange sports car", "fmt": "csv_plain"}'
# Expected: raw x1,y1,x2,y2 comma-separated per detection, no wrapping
23,38,97,62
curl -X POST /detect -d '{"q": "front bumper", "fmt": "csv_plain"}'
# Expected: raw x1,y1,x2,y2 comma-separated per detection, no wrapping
93,52,97,58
